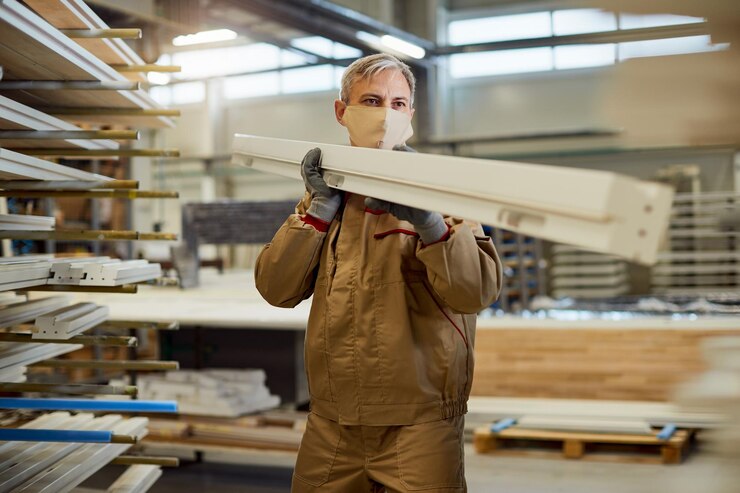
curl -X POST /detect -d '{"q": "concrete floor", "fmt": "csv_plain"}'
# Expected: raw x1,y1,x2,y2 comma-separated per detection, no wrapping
82,444,728,493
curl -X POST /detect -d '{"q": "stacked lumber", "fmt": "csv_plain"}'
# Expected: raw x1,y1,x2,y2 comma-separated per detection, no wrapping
550,245,629,298
471,326,739,401
146,410,307,452
131,369,281,417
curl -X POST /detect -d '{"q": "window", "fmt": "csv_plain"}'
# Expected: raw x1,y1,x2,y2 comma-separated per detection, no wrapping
450,47,553,78
281,65,335,94
224,72,280,99
619,13,704,30
553,9,617,36
151,81,206,106
619,35,727,61
448,12,551,46
447,9,721,79
290,36,362,59
169,43,281,79
554,44,615,70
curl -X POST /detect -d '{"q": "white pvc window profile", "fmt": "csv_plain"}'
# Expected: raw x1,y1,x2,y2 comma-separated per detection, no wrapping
231,134,674,264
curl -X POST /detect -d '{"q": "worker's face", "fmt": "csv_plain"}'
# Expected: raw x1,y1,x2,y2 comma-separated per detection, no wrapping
334,69,415,123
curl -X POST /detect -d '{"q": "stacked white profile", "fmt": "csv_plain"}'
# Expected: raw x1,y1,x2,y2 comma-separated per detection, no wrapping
550,245,630,298
131,369,281,417
33,302,109,340
48,258,161,286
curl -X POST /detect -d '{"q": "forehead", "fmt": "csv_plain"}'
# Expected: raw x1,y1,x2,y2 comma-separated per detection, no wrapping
349,69,411,99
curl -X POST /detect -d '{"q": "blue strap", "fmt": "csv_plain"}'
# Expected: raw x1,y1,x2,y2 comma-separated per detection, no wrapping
490,418,517,433
657,424,677,440
0,428,113,443
0,397,177,413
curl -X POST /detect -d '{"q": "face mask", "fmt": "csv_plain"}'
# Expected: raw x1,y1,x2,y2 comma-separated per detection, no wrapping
341,106,413,150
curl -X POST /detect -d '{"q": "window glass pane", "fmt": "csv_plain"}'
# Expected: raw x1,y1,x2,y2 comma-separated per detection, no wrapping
334,43,362,59
171,81,205,105
280,50,307,68
449,47,553,78
171,43,280,79
619,35,726,61
224,72,280,99
554,44,615,69
448,12,552,46
149,86,171,106
291,36,334,58
281,65,335,93
619,13,704,30
553,9,617,35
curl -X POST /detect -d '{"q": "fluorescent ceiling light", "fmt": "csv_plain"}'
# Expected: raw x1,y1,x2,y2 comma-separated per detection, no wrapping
380,35,425,59
356,31,426,59
172,29,237,47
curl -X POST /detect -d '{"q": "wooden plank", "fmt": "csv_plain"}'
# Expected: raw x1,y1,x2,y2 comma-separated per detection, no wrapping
0,0,172,127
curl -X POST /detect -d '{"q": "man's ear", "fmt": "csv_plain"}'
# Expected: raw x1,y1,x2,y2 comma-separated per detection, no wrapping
334,99,347,126
410,107,415,119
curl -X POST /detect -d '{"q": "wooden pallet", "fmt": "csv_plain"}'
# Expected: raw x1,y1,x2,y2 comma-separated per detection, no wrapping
473,426,693,465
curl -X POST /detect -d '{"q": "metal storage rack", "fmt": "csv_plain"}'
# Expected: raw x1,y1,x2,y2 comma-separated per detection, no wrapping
0,0,184,490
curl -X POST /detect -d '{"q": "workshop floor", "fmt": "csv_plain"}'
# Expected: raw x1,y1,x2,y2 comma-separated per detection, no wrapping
83,444,727,493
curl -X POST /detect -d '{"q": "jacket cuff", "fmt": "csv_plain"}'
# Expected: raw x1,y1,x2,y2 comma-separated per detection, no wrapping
419,223,452,248
301,213,330,232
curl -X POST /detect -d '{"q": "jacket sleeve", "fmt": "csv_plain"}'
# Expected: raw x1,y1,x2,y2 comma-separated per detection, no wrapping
415,218,502,314
254,193,327,308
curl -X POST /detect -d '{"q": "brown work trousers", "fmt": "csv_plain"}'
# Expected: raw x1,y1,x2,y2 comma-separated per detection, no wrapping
291,413,467,493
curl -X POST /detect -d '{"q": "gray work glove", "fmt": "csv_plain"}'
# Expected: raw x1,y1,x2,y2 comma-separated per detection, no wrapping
364,145,449,245
301,147,342,223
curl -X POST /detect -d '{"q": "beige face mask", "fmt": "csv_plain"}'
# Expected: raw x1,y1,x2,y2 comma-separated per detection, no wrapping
341,106,413,149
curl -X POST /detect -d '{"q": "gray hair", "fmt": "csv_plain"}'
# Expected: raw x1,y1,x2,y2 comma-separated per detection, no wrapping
339,53,416,106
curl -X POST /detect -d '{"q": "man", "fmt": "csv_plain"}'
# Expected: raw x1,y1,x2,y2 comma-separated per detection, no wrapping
255,53,502,493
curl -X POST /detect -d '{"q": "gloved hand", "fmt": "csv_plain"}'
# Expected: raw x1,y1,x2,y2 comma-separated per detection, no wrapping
301,147,342,223
364,145,449,245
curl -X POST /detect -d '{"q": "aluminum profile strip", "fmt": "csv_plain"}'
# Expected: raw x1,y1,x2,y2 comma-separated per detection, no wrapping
0,296,69,328
0,96,117,150
34,302,109,339
0,214,54,231
652,263,740,275
0,148,114,182
232,134,674,264
0,260,51,292
0,0,173,128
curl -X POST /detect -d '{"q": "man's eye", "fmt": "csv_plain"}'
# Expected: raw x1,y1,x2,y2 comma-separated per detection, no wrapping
364,98,379,105
393,101,406,108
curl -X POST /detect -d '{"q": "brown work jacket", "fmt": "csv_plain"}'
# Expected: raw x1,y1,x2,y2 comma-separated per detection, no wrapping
255,192,502,426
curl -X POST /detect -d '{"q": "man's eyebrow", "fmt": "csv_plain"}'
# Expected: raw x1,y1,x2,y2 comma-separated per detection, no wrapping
392,96,409,101
359,93,382,99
